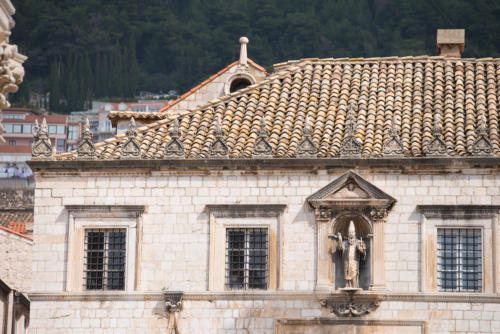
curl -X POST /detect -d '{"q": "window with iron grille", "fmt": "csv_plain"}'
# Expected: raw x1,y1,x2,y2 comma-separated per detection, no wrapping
226,228,268,290
437,228,482,292
84,229,126,290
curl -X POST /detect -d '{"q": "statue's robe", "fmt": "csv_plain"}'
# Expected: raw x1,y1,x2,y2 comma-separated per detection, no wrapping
339,239,366,288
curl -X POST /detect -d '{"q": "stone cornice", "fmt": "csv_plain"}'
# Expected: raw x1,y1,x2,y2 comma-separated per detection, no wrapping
206,204,287,218
27,291,500,304
27,157,500,172
66,205,146,218
418,205,500,219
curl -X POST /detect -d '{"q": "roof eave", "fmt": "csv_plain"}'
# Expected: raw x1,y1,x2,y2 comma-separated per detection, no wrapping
27,156,500,171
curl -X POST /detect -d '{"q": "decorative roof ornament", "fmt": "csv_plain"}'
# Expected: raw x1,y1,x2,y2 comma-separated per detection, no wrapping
297,115,317,157
426,113,447,156
253,116,273,157
77,118,96,159
471,114,493,156
383,114,404,156
237,37,249,71
121,117,141,159
165,118,185,159
340,103,361,156
209,116,229,158
31,118,53,160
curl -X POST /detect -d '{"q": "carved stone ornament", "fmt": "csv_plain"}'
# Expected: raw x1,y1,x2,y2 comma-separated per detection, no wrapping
369,207,387,220
77,118,96,159
297,115,317,157
121,117,141,159
209,116,229,158
31,118,53,160
321,289,382,317
165,118,185,158
164,291,183,334
383,115,404,156
253,116,273,157
0,38,26,110
471,114,493,156
340,104,361,156
426,113,447,156
327,300,380,317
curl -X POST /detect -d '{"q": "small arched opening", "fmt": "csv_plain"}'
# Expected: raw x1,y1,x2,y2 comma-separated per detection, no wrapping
229,78,252,93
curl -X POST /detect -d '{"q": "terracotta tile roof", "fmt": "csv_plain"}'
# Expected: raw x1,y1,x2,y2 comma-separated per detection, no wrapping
0,224,33,240
0,212,33,227
108,111,168,125
158,59,267,113
55,56,500,160
7,222,27,234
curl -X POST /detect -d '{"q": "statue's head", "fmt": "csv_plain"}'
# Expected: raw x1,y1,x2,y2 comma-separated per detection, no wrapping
348,220,356,240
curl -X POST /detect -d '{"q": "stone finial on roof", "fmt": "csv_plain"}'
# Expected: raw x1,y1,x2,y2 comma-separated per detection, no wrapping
426,113,447,156
121,117,141,159
210,116,229,158
472,114,493,156
383,114,404,156
340,104,361,156
31,118,53,160
239,37,249,67
297,115,317,157
165,118,185,159
77,117,96,159
253,116,273,157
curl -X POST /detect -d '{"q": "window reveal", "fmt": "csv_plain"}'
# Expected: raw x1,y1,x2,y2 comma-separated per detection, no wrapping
84,229,126,290
437,228,482,292
226,228,268,290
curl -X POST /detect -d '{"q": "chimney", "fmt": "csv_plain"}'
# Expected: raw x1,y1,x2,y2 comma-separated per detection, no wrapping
437,29,465,57
239,37,249,66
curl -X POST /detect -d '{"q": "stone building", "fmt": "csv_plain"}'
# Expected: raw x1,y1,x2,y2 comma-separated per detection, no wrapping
108,37,267,131
28,30,500,333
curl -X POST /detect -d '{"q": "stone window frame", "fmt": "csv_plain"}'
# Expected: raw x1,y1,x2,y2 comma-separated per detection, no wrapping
418,205,500,293
65,205,144,292
206,204,286,291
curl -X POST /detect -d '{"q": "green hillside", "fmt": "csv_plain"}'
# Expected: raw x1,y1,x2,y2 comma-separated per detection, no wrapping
10,0,500,112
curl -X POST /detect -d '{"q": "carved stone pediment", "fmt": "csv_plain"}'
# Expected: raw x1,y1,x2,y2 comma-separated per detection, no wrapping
307,171,395,216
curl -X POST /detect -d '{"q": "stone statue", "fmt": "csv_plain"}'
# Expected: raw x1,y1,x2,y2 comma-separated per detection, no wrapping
333,221,367,289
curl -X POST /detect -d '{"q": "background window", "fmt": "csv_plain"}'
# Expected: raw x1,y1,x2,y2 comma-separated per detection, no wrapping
437,228,482,292
12,124,22,133
56,139,65,152
48,125,57,134
57,125,65,134
68,125,79,140
8,140,15,146
84,229,126,290
226,228,268,290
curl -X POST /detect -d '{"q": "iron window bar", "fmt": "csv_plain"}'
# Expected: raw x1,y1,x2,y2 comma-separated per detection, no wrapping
225,228,268,290
84,229,126,290
437,228,482,292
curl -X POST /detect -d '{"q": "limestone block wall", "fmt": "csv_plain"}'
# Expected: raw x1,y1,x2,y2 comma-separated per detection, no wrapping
29,168,500,333
31,170,500,294
0,227,32,291
28,298,500,333
166,64,267,113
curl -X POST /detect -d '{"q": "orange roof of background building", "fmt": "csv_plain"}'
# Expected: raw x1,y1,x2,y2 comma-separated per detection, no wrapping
159,59,267,113
0,224,32,240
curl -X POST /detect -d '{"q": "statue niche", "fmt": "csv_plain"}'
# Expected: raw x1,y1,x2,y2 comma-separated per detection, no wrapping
329,216,371,290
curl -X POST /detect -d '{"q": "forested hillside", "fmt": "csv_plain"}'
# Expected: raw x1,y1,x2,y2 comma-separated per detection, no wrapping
10,0,500,112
